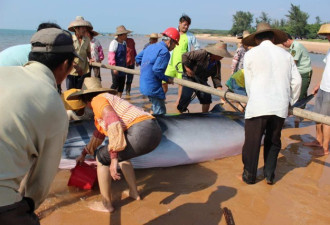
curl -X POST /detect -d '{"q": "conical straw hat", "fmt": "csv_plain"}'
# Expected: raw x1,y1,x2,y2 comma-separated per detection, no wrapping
67,77,117,100
242,23,287,47
204,42,233,58
318,24,330,35
68,16,93,32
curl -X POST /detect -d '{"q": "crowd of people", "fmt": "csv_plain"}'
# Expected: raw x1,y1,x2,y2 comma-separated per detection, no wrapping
0,12,329,224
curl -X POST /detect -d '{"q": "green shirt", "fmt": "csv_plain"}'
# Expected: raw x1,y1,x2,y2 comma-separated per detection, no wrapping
165,33,188,78
289,40,312,74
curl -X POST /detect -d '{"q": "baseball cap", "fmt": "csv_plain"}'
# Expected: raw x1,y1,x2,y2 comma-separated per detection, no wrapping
30,28,83,61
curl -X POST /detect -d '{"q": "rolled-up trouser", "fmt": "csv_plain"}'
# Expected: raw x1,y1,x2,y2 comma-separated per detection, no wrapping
96,119,162,166
0,197,39,225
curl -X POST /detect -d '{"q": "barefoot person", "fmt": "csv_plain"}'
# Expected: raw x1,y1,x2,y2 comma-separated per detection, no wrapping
69,77,162,212
304,23,330,156
0,28,78,224
240,23,301,185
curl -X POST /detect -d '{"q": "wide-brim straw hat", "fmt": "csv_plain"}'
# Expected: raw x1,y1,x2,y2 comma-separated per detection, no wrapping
67,77,117,100
318,24,330,35
115,25,132,35
89,30,99,37
204,41,233,58
146,33,162,39
68,16,93,32
237,30,251,39
61,89,86,110
242,23,288,47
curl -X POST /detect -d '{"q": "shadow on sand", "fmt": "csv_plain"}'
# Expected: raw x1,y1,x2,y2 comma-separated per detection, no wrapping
108,163,220,225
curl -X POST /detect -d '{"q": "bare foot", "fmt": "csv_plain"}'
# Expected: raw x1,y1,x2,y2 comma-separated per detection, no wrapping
236,174,243,182
312,150,329,156
303,141,321,147
123,189,141,200
88,200,115,213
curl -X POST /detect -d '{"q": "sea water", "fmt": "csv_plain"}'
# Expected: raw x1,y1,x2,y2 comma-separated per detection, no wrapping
0,29,325,68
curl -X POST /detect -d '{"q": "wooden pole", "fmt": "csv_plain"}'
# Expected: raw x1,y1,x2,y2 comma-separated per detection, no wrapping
91,62,330,125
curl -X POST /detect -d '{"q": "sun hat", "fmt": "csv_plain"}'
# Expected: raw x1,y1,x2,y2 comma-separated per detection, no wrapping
146,33,161,39
67,77,117,100
68,16,93,32
30,28,83,60
204,41,233,58
89,30,99,37
237,30,251,39
318,24,330,35
242,23,288,47
61,89,86,110
114,25,132,35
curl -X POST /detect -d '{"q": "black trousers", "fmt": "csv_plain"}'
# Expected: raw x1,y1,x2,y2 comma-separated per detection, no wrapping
242,115,285,184
0,198,39,225
111,70,126,93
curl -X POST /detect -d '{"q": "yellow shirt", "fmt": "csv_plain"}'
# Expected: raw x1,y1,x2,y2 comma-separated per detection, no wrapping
0,62,68,208
70,35,91,76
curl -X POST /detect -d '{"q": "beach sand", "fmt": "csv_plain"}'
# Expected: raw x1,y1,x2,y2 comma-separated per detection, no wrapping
38,40,330,225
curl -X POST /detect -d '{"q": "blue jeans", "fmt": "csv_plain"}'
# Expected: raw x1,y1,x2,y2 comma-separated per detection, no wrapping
148,97,166,115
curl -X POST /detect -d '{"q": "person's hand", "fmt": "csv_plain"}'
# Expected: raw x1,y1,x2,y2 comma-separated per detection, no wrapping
312,84,320,95
110,158,121,180
184,66,194,77
167,77,174,84
112,70,119,75
76,153,86,165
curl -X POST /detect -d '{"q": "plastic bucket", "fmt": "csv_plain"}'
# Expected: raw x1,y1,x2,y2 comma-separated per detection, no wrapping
68,162,97,190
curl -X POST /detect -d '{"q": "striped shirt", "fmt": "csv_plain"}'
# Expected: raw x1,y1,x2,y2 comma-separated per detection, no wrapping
91,93,153,135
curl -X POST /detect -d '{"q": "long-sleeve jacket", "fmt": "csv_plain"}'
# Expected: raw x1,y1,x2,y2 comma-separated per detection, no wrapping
136,41,170,99
126,38,137,66
0,62,68,208
244,40,302,119
182,49,222,88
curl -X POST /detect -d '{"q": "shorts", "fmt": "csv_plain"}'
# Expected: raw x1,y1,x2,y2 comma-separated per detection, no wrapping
96,119,162,165
314,89,330,116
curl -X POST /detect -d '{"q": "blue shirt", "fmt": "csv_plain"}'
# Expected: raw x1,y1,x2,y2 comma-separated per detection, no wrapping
136,41,170,99
0,44,31,66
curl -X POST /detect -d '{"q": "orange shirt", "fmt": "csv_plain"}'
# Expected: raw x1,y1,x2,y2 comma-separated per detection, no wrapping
91,93,153,136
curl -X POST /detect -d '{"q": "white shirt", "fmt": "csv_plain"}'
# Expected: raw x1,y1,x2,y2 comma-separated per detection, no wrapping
0,62,68,208
320,49,330,92
244,40,302,119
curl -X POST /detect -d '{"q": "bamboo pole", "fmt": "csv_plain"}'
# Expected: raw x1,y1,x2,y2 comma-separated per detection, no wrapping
91,62,330,125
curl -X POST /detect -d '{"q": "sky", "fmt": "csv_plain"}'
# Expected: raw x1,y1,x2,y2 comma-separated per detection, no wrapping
0,0,329,34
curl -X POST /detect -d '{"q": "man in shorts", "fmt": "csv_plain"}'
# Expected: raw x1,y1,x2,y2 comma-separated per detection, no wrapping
304,23,330,156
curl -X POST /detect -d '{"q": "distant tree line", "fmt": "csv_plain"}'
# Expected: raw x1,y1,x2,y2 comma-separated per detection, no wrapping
230,3,327,39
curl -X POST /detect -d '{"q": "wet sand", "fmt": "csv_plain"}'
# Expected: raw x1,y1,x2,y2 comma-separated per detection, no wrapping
39,44,330,225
